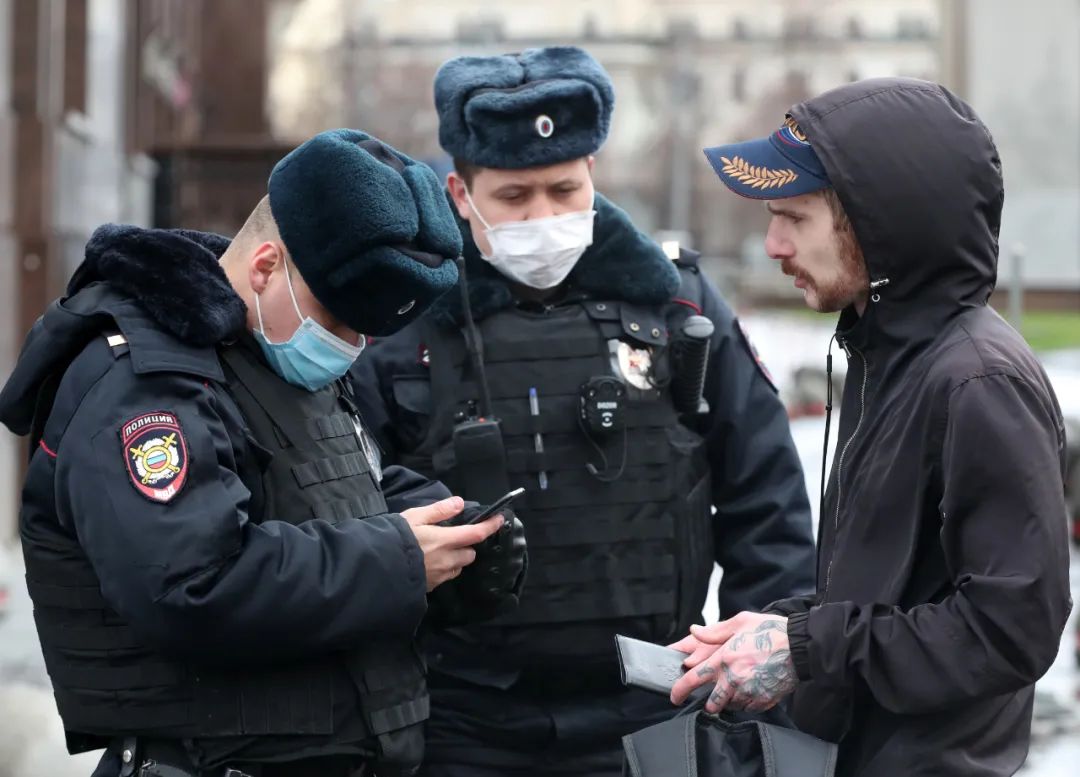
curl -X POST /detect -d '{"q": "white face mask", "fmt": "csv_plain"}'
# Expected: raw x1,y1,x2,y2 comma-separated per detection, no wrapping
464,188,596,289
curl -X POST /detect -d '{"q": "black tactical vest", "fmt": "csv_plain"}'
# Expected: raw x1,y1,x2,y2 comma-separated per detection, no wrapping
407,294,713,664
22,336,428,769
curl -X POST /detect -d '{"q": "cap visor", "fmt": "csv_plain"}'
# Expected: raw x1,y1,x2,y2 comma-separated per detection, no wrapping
703,136,828,200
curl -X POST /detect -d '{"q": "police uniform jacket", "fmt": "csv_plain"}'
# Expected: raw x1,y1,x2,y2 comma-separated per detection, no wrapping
0,226,447,771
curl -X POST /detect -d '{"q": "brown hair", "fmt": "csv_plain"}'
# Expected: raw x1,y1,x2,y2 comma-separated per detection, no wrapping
820,188,863,267
821,188,850,234
453,157,481,188
237,195,278,241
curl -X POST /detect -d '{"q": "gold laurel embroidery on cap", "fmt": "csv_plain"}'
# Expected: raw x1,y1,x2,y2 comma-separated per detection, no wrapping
720,156,798,189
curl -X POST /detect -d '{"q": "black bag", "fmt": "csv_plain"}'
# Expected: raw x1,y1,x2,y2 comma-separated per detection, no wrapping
623,704,837,777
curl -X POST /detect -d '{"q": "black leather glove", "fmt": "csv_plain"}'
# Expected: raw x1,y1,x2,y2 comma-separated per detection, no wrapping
427,503,528,627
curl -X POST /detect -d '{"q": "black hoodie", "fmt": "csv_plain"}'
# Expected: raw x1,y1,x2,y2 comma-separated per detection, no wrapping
768,79,1072,776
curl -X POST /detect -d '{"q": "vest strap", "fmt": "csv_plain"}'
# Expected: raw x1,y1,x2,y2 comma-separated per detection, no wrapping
45,658,186,690
506,437,671,474
26,578,108,609
502,586,673,624
522,510,675,547
369,695,430,736
477,334,604,363
309,412,356,440
219,345,315,449
527,554,675,586
518,477,673,510
36,621,145,650
292,452,369,488
53,689,191,733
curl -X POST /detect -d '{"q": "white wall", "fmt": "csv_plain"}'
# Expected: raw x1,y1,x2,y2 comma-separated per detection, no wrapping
967,0,1080,289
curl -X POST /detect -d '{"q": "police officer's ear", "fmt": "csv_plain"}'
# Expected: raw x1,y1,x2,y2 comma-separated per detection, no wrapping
248,240,287,295
586,155,596,175
446,171,472,222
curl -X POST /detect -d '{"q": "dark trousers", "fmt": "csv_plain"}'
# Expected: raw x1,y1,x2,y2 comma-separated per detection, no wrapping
420,677,678,777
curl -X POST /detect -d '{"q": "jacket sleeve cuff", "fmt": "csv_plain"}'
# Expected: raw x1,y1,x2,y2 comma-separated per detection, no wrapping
386,513,429,613
762,594,815,617
786,610,813,681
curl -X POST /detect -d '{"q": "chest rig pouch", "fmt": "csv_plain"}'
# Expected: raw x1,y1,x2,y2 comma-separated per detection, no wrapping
218,342,428,771
419,297,714,662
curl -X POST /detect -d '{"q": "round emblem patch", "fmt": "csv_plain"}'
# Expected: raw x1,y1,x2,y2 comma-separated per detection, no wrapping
778,116,811,147
121,412,189,503
535,114,555,138
615,341,654,390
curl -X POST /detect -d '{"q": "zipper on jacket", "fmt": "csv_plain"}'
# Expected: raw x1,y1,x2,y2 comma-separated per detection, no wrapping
823,340,868,596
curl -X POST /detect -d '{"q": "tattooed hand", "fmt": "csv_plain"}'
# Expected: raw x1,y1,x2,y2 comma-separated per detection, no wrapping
669,613,797,714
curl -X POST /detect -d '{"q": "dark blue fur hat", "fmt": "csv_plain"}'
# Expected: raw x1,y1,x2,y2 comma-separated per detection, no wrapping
268,129,462,336
435,46,614,169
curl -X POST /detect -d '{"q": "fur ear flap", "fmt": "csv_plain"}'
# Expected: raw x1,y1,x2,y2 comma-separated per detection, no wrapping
83,225,247,346
402,164,463,259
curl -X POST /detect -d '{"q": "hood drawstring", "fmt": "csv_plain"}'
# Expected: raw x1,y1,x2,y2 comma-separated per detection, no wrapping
821,333,838,522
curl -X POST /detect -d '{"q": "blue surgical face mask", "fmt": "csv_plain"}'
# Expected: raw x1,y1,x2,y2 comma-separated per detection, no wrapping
253,257,364,392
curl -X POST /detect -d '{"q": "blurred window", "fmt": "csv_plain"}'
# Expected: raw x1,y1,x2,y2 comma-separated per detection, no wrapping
64,0,87,114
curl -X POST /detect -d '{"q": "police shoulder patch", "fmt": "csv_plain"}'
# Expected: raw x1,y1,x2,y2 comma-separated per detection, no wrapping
120,411,189,503
736,320,778,393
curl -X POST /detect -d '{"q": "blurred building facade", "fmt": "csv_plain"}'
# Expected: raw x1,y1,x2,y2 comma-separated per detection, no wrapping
1,0,156,540
942,0,1080,310
0,0,284,540
133,0,291,234
267,0,944,294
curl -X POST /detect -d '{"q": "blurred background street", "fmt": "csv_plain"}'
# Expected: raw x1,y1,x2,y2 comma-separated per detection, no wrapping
1,1,1078,775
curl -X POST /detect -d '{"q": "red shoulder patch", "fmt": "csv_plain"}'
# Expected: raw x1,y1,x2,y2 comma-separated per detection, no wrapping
120,412,189,503
736,320,778,392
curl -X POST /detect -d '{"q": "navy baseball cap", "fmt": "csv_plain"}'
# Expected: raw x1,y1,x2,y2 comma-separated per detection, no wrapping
703,117,830,199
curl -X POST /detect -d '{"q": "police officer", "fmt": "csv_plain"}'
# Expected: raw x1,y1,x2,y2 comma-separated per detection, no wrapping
350,48,816,775
0,130,525,777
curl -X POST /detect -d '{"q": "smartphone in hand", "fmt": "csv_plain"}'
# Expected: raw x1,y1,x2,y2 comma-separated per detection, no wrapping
466,487,525,525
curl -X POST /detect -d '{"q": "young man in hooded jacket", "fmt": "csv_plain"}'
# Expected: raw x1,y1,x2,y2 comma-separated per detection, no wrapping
350,46,816,774
668,78,1073,776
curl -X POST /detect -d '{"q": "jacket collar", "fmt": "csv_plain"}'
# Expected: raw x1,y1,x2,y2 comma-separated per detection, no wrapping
74,224,248,345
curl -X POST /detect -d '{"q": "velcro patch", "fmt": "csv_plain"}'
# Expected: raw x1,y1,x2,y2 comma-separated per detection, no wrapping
736,320,778,393
121,412,189,503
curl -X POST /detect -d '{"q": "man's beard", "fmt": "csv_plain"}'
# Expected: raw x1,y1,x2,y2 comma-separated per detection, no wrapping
810,227,867,313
